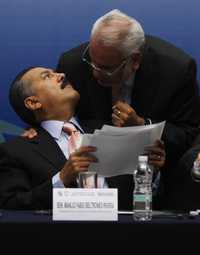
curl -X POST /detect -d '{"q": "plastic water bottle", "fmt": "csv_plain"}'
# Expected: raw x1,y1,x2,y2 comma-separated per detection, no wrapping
133,155,153,221
191,159,200,182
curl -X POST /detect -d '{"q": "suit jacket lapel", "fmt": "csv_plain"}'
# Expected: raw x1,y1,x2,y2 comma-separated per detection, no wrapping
132,44,159,117
29,127,66,171
89,75,112,120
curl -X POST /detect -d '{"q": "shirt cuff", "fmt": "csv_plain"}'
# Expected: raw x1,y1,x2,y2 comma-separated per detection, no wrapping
52,172,65,188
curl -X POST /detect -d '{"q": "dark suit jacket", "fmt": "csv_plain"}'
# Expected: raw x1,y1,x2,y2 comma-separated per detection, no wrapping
0,128,68,210
166,134,200,211
57,35,200,210
0,127,133,211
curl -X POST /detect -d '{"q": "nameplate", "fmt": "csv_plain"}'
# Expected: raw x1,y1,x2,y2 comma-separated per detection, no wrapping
53,188,118,221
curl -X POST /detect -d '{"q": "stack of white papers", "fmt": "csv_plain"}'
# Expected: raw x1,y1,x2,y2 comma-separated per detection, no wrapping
81,121,165,177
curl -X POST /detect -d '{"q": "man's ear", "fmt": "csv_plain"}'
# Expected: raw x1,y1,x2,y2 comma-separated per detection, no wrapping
24,96,42,111
131,52,142,71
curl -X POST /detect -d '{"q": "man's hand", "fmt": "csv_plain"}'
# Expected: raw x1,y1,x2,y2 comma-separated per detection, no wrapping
144,140,165,168
60,146,97,186
112,101,145,127
21,128,38,139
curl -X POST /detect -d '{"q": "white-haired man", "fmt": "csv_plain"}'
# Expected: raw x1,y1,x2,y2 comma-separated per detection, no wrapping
56,9,200,210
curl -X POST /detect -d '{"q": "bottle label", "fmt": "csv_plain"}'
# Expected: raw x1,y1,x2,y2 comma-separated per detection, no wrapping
133,194,152,210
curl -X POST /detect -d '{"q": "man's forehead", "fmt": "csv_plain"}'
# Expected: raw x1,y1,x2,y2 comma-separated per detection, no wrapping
22,67,52,81
90,40,124,66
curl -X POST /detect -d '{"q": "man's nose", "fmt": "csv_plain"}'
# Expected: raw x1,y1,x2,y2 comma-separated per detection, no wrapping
93,69,104,80
56,72,65,82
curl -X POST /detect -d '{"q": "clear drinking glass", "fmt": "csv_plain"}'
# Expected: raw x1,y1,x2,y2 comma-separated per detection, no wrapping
78,171,98,188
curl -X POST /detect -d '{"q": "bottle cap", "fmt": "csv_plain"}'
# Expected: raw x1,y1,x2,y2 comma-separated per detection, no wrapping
138,155,148,162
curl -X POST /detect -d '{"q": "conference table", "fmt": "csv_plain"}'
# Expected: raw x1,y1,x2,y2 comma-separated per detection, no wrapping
0,210,199,252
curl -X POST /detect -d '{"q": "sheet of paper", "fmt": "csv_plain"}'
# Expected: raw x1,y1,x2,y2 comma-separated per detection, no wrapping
81,121,165,177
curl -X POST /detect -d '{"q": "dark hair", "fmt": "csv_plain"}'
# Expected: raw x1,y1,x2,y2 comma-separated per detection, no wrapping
9,67,38,126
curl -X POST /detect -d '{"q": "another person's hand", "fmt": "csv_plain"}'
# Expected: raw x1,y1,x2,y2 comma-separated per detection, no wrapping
195,153,200,162
112,101,144,127
144,139,165,168
21,128,38,139
60,146,97,186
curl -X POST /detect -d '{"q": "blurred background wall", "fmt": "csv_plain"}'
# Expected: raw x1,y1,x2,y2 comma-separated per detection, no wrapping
0,0,199,141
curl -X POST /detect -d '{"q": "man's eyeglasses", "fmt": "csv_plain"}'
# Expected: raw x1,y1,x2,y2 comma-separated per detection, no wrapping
82,44,133,77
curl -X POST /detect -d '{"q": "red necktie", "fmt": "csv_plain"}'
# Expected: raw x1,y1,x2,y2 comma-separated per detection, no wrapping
62,123,81,154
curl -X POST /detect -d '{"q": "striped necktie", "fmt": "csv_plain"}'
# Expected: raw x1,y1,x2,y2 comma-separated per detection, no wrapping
62,122,82,154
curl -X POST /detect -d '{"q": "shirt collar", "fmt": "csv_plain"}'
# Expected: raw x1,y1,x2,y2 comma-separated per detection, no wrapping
124,72,135,88
41,117,83,140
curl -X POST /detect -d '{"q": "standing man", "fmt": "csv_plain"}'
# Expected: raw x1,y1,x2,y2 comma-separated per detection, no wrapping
57,9,200,209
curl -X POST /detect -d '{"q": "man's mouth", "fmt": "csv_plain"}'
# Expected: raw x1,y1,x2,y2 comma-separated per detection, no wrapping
61,79,71,89
97,79,113,87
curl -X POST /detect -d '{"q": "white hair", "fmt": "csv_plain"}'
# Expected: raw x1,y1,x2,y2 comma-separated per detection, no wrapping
91,9,145,57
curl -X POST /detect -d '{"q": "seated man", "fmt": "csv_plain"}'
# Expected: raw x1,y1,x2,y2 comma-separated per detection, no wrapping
166,136,200,211
0,67,165,210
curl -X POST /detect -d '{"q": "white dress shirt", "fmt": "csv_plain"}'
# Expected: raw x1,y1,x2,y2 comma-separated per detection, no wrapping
41,117,107,188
